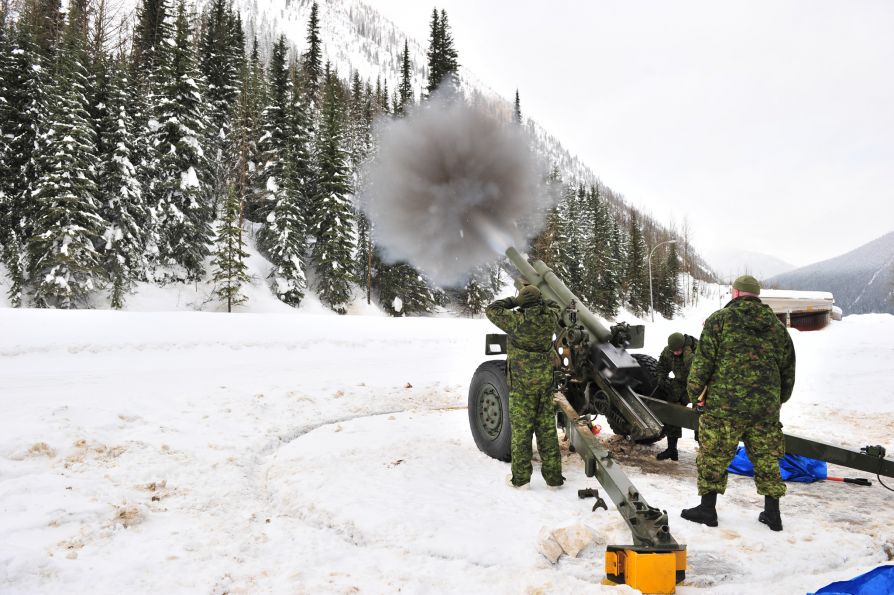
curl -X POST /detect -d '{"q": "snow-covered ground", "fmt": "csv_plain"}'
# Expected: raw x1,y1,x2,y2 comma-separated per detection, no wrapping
1,296,893,594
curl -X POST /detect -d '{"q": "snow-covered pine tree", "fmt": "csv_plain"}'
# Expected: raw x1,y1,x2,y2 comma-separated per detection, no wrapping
132,0,172,76
232,36,266,210
425,8,460,95
529,166,569,281
258,156,306,307
97,59,149,308
19,0,62,59
199,0,242,213
211,185,249,311
513,89,521,124
625,211,650,316
656,240,680,319
376,262,437,316
246,34,289,223
254,48,312,308
151,1,212,281
560,183,584,296
396,39,412,116
130,0,173,270
311,65,354,313
286,60,315,217
28,4,106,308
301,1,322,103
456,266,494,316
585,185,620,317
1,21,51,305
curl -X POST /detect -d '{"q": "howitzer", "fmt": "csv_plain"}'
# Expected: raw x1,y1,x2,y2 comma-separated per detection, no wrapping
468,246,894,594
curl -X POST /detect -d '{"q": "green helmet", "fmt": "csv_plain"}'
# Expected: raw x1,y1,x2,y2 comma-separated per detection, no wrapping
733,275,761,295
667,332,685,351
518,284,542,308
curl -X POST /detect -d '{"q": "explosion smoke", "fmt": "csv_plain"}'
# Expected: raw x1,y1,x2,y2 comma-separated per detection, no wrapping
360,88,552,286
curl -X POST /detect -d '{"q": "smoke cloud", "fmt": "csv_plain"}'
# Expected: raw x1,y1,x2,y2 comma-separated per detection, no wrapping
360,88,551,286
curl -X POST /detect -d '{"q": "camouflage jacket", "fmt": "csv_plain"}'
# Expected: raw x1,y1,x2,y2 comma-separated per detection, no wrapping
485,297,562,389
687,296,796,421
656,336,697,404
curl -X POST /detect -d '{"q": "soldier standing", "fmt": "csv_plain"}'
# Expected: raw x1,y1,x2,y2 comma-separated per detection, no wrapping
485,285,564,488
681,275,796,531
654,332,698,461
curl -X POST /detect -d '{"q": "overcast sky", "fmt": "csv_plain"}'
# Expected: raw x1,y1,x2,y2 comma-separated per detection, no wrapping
369,0,894,267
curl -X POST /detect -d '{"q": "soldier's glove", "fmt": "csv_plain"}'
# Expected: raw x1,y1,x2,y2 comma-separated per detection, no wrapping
518,292,542,309
494,297,518,309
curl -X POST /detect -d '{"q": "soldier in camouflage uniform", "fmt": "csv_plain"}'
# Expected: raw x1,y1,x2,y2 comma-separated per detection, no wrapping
485,285,564,488
681,275,796,531
654,332,698,461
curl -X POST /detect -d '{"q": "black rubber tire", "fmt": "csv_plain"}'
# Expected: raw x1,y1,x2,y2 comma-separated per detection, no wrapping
468,360,512,461
605,353,667,445
631,353,662,398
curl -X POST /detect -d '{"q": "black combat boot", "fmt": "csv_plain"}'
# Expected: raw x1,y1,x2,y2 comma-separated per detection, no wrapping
656,436,679,461
758,496,783,531
681,492,718,527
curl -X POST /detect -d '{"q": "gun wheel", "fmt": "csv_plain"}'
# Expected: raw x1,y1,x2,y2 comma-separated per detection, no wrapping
468,360,512,461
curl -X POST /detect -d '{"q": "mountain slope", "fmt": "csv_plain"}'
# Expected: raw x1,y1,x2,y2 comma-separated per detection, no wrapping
705,247,796,282
766,231,894,315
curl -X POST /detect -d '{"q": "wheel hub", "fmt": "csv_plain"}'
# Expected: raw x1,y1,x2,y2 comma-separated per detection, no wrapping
476,384,503,440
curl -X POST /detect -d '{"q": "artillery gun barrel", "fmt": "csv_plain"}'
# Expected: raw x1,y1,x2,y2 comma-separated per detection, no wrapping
505,247,611,343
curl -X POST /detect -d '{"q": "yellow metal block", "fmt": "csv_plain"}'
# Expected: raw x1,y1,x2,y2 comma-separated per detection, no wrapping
625,550,677,594
605,550,620,576
674,549,687,574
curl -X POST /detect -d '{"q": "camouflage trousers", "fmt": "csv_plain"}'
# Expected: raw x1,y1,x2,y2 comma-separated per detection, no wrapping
509,386,562,487
696,414,786,498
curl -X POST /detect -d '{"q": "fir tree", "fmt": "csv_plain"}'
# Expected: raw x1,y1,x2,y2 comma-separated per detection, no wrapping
560,183,584,296
311,65,354,313
233,36,266,208
132,0,172,77
396,39,413,115
257,158,306,306
513,89,521,124
20,0,63,59
97,60,148,307
28,4,105,308
151,1,212,280
246,34,289,223
301,1,322,101
456,266,494,315
376,262,437,316
529,166,569,281
625,211,649,315
211,185,249,311
199,0,242,212
2,21,50,290
584,185,620,317
425,8,459,94
656,241,680,318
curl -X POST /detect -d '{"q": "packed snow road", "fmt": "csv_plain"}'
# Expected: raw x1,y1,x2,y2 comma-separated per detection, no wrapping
1,309,893,594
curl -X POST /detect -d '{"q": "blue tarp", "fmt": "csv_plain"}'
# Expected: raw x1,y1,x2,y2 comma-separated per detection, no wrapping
808,565,894,595
727,445,828,482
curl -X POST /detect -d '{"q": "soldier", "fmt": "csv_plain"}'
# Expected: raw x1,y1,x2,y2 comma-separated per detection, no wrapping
485,285,564,489
654,332,698,461
681,275,796,531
